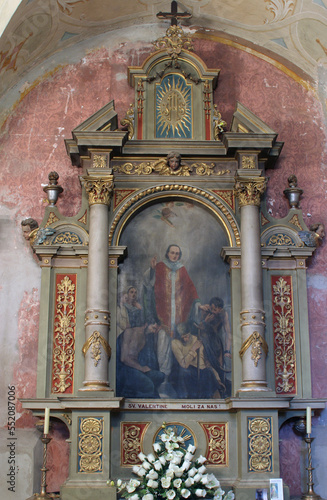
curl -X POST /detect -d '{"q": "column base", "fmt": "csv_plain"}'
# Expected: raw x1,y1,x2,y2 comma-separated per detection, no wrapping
79,380,112,392
238,380,272,392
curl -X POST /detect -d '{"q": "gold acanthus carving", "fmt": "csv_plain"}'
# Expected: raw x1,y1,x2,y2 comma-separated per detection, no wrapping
239,331,268,367
109,184,240,247
82,331,111,367
114,160,230,177
83,176,114,206
241,156,256,169
78,417,103,473
152,25,193,60
92,154,107,169
52,276,76,393
234,177,267,207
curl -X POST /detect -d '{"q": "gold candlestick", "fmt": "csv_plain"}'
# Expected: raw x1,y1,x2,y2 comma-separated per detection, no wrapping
301,435,321,500
26,434,52,500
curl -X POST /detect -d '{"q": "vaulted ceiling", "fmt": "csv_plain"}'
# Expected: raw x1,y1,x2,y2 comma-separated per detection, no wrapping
0,0,327,124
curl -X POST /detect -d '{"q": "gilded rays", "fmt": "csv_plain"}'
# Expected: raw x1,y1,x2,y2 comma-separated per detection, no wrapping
156,74,192,138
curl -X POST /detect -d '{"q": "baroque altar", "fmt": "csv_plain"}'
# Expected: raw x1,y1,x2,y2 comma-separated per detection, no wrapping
22,22,325,500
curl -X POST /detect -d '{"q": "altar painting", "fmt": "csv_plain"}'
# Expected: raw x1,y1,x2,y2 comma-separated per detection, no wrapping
116,200,231,399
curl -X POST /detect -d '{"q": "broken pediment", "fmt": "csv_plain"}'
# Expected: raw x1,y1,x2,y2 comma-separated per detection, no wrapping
65,26,283,169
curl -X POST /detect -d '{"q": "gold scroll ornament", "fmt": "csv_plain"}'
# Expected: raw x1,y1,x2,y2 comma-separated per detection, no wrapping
114,160,230,177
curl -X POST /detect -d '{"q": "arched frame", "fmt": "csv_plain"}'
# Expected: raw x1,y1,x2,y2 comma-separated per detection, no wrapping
109,185,240,247
110,186,239,400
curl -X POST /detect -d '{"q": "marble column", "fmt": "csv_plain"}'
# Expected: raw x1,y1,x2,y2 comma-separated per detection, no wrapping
235,174,269,392
80,174,114,391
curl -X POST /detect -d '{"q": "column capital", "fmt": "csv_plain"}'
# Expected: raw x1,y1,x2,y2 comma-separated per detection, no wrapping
234,175,267,208
83,175,114,206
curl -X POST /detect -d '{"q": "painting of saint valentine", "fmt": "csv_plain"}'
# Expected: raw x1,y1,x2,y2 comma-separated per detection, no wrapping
116,200,232,400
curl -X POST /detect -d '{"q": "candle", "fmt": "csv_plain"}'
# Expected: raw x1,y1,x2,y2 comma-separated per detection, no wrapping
44,408,50,435
306,407,311,434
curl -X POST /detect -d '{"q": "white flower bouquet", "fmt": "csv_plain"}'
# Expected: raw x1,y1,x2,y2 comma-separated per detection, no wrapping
116,425,234,500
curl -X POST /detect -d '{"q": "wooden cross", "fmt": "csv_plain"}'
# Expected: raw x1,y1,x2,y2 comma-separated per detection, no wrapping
157,1,192,26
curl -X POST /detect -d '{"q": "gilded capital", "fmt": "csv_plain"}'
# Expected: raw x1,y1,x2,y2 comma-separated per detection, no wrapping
234,176,267,208
83,175,114,206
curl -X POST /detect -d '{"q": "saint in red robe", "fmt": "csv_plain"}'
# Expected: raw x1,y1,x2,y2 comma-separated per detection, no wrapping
154,260,199,335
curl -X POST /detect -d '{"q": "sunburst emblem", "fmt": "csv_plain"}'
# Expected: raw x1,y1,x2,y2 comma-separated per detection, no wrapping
156,74,192,138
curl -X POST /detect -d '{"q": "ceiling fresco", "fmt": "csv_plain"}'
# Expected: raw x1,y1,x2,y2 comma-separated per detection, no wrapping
0,0,326,124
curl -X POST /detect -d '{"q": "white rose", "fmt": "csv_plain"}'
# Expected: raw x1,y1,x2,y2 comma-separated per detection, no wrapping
142,461,151,470
129,495,140,500
195,489,207,497
184,452,193,461
167,490,176,500
171,455,182,465
161,476,172,488
136,467,146,477
194,473,202,482
154,460,162,471
127,484,136,493
147,479,159,489
224,491,235,500
181,489,191,498
185,477,194,487
153,443,161,452
146,470,158,480
198,465,206,474
201,475,209,485
143,495,154,500
188,467,197,477
173,478,182,488
214,487,225,500
147,453,155,463
181,460,191,471
166,452,175,461
187,444,196,453
138,452,146,461
166,469,175,478
197,456,207,465
133,465,140,474
159,456,167,465
174,467,183,478
207,474,220,489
